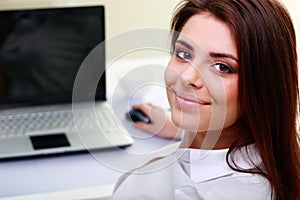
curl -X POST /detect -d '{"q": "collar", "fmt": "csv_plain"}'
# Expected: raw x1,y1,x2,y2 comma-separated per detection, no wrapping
189,148,234,183
178,145,262,183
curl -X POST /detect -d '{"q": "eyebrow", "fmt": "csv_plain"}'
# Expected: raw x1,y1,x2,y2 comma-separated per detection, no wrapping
176,39,194,51
176,39,239,63
209,52,239,63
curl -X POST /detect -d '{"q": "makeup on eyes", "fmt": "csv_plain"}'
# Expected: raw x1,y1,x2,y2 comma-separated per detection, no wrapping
175,39,239,73
211,62,234,74
175,49,192,61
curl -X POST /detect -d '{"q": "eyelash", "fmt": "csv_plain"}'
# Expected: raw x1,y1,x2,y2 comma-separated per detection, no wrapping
174,48,235,74
211,62,234,74
174,49,192,61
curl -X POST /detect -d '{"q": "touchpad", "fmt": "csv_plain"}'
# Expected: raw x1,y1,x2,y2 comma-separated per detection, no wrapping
30,133,70,150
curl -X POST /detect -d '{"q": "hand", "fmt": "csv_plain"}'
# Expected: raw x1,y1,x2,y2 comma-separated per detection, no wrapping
131,103,181,140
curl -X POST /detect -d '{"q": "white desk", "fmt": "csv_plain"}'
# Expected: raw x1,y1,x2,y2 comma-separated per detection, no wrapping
0,127,175,199
0,59,176,199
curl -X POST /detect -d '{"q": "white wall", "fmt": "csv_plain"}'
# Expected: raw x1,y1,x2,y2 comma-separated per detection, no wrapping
0,0,298,53
0,0,181,39
282,0,300,65
0,0,298,47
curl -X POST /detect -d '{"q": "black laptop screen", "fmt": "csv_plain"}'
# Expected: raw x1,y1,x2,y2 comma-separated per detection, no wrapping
0,6,106,109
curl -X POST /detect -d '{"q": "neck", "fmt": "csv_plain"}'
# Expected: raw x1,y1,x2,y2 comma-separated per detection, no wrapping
181,122,243,150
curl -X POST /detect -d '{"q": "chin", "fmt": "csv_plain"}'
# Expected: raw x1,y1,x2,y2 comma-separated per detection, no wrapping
171,108,209,132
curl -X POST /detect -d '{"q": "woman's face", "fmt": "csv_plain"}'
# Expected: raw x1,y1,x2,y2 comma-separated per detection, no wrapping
165,13,241,133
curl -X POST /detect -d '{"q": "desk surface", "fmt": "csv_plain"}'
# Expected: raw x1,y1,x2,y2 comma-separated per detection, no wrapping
0,133,176,199
0,66,175,199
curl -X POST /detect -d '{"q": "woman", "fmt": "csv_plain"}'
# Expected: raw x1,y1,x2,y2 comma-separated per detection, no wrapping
112,0,300,199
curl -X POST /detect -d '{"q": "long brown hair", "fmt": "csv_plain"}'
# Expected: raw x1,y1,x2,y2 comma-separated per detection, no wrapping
171,0,300,199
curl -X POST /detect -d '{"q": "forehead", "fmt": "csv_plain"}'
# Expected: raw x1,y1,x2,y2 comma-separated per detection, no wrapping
178,13,238,58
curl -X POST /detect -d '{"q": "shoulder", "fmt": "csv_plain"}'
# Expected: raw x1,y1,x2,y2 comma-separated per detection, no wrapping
111,171,271,200
111,146,272,200
194,173,271,200
189,147,271,199
111,150,192,199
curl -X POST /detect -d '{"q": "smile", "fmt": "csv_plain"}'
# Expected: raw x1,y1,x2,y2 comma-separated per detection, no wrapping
175,94,210,108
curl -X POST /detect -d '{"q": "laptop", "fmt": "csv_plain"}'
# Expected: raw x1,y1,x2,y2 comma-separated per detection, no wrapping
0,5,133,159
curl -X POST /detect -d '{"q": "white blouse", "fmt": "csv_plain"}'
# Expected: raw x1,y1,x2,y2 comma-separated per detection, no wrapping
111,144,271,200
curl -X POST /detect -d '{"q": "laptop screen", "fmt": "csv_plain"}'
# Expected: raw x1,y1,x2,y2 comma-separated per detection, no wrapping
0,6,106,109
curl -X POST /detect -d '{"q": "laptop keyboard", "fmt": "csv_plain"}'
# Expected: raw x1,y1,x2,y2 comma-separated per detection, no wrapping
0,106,117,138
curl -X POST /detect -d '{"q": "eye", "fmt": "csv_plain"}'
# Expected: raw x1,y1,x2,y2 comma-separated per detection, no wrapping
174,49,192,61
212,62,234,74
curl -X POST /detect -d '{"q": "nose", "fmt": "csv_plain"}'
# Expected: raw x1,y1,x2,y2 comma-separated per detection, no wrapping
180,65,204,88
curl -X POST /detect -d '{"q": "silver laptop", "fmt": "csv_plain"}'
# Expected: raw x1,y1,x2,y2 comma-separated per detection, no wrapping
0,6,133,159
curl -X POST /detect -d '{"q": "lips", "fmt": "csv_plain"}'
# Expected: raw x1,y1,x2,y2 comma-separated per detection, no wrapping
175,93,210,108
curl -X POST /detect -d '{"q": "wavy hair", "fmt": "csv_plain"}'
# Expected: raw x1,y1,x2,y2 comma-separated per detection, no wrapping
171,0,300,199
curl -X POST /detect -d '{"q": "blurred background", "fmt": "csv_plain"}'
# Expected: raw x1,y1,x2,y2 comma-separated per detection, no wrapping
0,0,299,119
0,0,180,38
0,0,299,104
0,0,298,47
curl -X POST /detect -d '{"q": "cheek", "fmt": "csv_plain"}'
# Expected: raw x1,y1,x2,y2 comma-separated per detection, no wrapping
206,77,240,129
165,61,177,113
164,67,172,87
223,81,241,127
166,86,173,108
164,59,179,86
